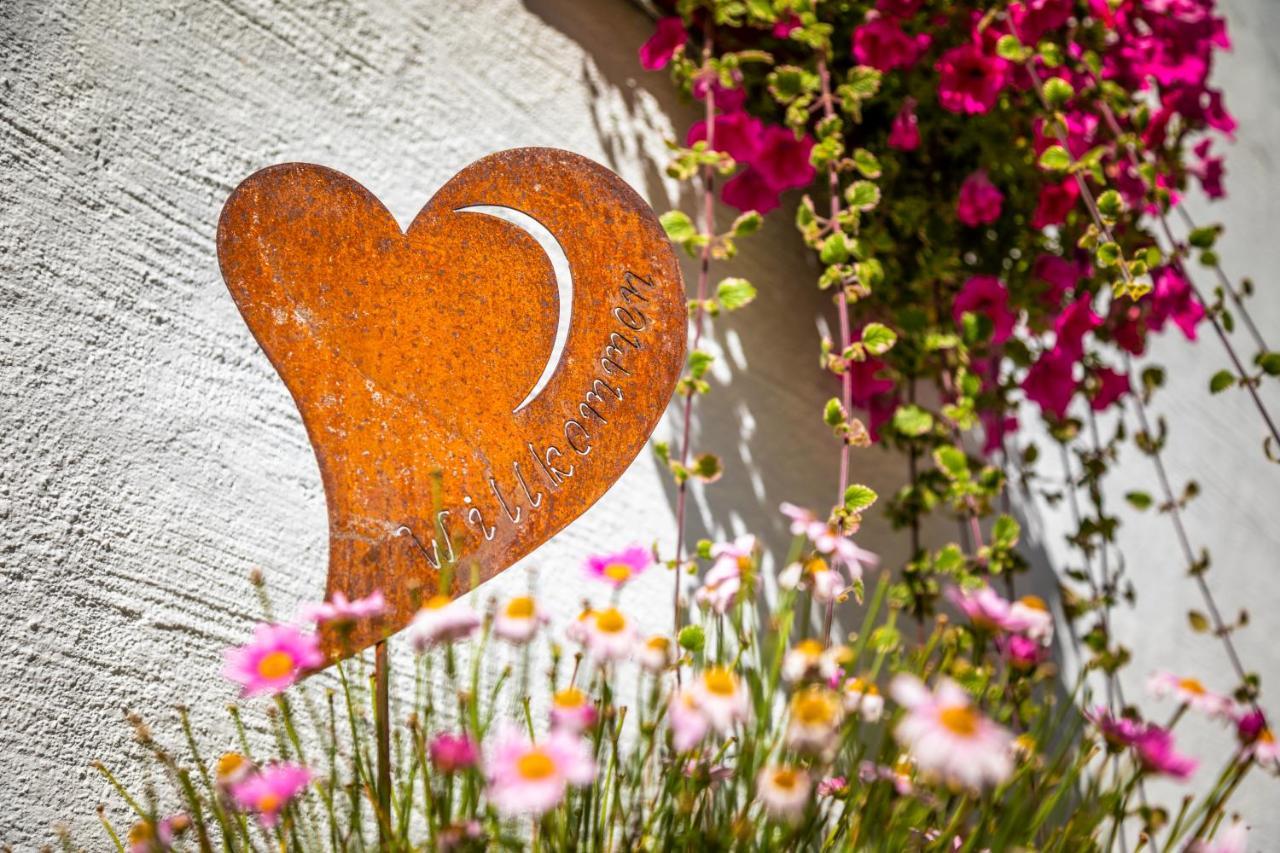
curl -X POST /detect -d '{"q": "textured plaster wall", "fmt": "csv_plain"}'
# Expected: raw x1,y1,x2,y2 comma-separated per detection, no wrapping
0,0,1276,847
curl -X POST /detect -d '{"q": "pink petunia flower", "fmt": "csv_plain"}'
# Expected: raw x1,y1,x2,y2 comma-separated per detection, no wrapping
1022,347,1077,419
1134,725,1197,780
753,125,816,191
852,19,930,72
1033,253,1086,307
550,687,598,733
486,725,595,816
1148,266,1205,341
877,0,924,17
1147,671,1233,717
956,170,1004,227
429,733,480,773
953,275,1016,344
721,167,781,214
230,763,311,827
1089,365,1130,411
772,13,802,38
1054,295,1102,360
298,591,386,626
408,595,481,650
584,545,652,587
1008,0,1074,44
936,42,1009,115
686,111,765,165
890,675,1013,790
222,624,324,697
887,98,921,151
692,73,747,111
1031,178,1081,229
638,17,686,71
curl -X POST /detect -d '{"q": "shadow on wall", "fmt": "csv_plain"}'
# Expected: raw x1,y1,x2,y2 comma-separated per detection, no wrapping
522,0,1074,648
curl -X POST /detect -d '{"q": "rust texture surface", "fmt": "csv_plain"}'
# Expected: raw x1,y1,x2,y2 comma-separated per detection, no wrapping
216,147,685,664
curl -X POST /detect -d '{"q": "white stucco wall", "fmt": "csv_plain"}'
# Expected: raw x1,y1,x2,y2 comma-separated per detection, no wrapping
0,0,1275,846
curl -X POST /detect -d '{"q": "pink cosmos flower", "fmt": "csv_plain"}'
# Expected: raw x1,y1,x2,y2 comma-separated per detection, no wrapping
1134,725,1197,780
852,19,930,72
721,167,781,213
486,725,595,816
581,607,637,661
669,688,711,751
686,111,765,165
890,674,1013,790
1090,366,1130,411
1031,178,1081,229
550,687,598,733
756,765,812,821
408,595,481,650
1053,295,1102,360
429,732,480,773
1148,266,1205,341
493,595,547,644
887,98,920,151
956,170,1003,227
222,624,324,697
1022,347,1077,419
584,545,652,587
936,43,1009,115
230,763,311,827
753,125,816,191
953,275,1015,344
1147,672,1233,717
638,17,686,71
298,591,386,626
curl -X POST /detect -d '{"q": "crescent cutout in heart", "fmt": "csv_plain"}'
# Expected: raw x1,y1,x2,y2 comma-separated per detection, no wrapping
216,147,686,664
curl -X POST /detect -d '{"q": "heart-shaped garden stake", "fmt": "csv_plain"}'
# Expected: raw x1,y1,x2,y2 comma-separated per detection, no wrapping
217,148,685,665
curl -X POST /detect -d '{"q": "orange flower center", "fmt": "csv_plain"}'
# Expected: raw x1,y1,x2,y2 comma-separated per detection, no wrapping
1018,595,1048,612
805,557,829,576
1177,677,1206,695
939,706,979,737
772,768,799,790
794,638,824,658
258,793,281,813
737,555,753,572
846,678,879,696
216,752,246,779
554,688,586,709
595,608,626,633
1260,728,1275,745
646,636,670,652
505,596,535,618
257,651,295,680
425,595,451,610
516,750,556,780
793,689,837,725
703,667,738,696
603,563,632,582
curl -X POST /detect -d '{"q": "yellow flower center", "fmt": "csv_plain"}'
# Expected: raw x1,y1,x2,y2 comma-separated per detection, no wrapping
1260,728,1275,745
772,768,799,790
258,793,281,813
516,750,556,780
505,596,535,618
795,638,824,658
737,555,753,572
257,651,295,680
793,689,837,725
646,636,670,652
1177,677,1206,695
603,562,633,582
127,822,154,844
1018,594,1048,612
939,706,979,737
846,678,879,696
425,595,452,610
216,752,246,779
805,557,829,576
703,667,738,696
594,608,626,633
554,687,586,709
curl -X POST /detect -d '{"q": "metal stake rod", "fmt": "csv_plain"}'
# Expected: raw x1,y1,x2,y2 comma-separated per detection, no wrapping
374,640,391,846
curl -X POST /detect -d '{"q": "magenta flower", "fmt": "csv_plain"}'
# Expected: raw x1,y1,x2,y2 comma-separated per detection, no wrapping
876,0,924,17
1089,366,1130,411
222,624,324,698
1134,725,1197,780
753,125,816,191
1031,178,1080,229
692,73,747,112
721,167,781,213
638,17,686,71
953,275,1015,344
998,633,1046,671
1148,266,1205,341
298,590,386,626
1053,295,1102,361
1022,348,1077,419
1190,139,1226,199
887,98,920,151
584,545,652,587
772,13,802,38
430,733,480,774
1008,0,1074,44
1032,253,1084,307
936,42,1009,115
685,111,764,165
852,19,929,72
956,170,1004,227
486,725,595,816
230,763,311,827
1089,707,1144,749
1235,710,1279,767
816,776,847,797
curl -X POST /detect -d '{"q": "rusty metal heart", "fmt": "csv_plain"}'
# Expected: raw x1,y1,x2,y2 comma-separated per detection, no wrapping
217,148,685,664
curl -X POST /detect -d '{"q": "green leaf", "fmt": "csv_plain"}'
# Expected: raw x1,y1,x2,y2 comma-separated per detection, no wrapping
660,210,697,243
1187,225,1219,249
1043,77,1074,109
995,34,1027,62
716,277,757,311
845,65,882,99
860,322,897,355
1124,491,1153,510
691,453,723,483
843,483,878,512
934,544,965,573
1187,610,1210,633
1038,145,1071,172
1257,352,1280,376
730,210,763,237
893,404,933,437
933,446,969,479
845,180,880,212
852,148,881,179
1209,369,1235,394
1096,242,1121,267
819,232,851,265
992,514,1020,549
824,397,846,428
688,349,715,379
1095,189,1124,219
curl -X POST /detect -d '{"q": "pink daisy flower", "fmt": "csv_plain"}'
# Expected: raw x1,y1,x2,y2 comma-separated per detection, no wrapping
669,688,710,752
297,590,386,626
786,686,844,753
550,687,598,733
230,763,311,827
1187,820,1249,853
947,584,1016,633
1147,671,1233,717
485,725,595,817
637,635,672,673
756,765,812,822
583,545,652,587
407,595,480,650
694,557,742,614
690,667,751,733
222,624,324,697
890,675,1013,790
493,595,547,645
1134,725,1197,780
843,677,885,722
581,607,637,662
429,732,479,773
1007,594,1054,644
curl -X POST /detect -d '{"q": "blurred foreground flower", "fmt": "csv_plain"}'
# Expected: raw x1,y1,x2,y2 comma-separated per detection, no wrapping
222,624,323,697
486,726,595,816
891,675,1012,790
